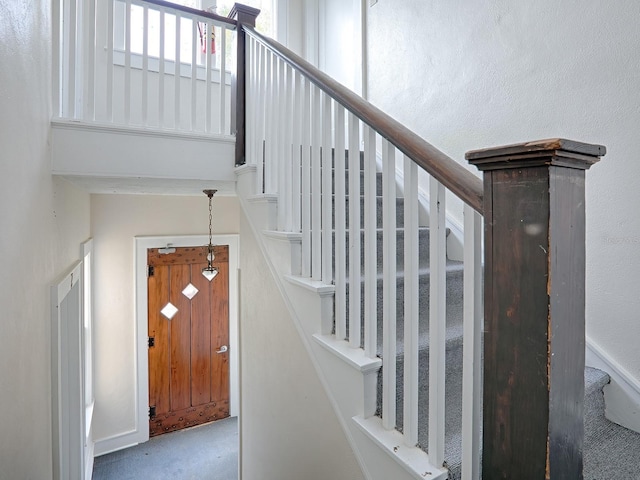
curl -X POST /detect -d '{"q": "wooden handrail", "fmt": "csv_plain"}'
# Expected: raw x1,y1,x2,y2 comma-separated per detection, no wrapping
139,0,238,28
243,25,484,214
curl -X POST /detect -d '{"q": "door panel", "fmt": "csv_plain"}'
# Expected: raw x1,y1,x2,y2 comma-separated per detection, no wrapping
148,264,170,416
191,264,212,406
211,260,230,403
148,245,229,436
169,264,192,412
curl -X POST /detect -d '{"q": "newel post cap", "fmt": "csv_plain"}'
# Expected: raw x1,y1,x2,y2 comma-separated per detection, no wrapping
229,3,260,26
466,138,606,171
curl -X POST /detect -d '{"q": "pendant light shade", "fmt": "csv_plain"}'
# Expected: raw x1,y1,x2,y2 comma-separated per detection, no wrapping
202,189,219,282
202,266,218,281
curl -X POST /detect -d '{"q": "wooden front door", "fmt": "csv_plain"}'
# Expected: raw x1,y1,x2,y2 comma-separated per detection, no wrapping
147,245,230,437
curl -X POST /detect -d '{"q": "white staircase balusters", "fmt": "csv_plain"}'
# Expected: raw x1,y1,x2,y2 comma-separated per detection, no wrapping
334,104,347,342
321,93,333,286
301,76,312,277
381,139,397,431
403,155,419,448
283,64,295,233
291,70,302,234
265,51,276,193
363,126,377,359
276,57,286,230
245,36,254,174
348,113,362,349
255,41,266,195
461,205,483,480
311,84,322,281
428,177,447,467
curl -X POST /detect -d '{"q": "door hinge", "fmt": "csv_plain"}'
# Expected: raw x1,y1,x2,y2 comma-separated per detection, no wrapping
149,405,156,418
148,265,154,277
148,336,155,348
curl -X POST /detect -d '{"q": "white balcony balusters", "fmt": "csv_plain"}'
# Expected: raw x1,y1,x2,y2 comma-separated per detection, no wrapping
55,0,235,135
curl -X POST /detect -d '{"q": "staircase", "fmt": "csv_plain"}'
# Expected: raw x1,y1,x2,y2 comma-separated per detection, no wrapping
237,25,640,479
238,149,640,479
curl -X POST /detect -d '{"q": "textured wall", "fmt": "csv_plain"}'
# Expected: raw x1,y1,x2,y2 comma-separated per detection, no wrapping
367,0,640,380
0,2,92,477
239,212,364,480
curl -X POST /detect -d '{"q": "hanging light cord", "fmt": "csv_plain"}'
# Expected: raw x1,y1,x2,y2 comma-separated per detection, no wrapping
208,192,214,261
202,189,218,281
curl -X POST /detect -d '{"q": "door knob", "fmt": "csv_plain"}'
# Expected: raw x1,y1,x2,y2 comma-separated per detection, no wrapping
216,345,228,354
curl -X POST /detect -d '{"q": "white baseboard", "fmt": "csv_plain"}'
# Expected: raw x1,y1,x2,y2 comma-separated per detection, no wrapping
586,337,640,434
94,429,144,457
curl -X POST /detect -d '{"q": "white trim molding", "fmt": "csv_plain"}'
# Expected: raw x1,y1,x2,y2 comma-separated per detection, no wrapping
51,261,85,480
586,336,640,434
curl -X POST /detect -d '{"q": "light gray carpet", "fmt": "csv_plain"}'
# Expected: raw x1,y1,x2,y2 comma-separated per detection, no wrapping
583,369,640,480
92,417,238,480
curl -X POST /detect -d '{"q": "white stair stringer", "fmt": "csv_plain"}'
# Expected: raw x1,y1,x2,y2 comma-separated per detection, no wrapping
236,166,448,480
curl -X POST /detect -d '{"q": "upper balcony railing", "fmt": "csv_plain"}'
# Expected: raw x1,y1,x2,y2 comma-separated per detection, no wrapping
54,0,236,135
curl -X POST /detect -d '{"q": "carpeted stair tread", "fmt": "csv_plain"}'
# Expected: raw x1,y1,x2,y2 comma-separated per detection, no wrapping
332,169,383,196
341,196,406,228
336,227,434,272
583,367,640,480
343,260,464,356
441,367,640,480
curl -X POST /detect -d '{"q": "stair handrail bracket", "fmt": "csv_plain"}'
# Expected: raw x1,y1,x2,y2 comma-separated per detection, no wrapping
467,138,605,479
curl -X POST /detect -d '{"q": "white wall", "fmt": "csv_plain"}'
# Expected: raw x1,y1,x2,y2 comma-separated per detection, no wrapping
0,3,92,478
367,0,640,381
239,213,365,480
90,194,239,444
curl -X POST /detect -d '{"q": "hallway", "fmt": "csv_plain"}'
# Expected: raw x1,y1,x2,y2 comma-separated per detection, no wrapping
92,417,238,479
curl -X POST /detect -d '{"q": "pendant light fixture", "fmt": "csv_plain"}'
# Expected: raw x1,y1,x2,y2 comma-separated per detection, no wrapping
202,189,219,281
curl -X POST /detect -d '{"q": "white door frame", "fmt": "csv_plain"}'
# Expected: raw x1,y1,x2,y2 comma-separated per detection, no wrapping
51,261,84,480
133,234,240,446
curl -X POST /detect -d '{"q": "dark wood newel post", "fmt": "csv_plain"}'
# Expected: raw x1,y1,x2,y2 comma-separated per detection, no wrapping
229,3,260,166
466,139,606,479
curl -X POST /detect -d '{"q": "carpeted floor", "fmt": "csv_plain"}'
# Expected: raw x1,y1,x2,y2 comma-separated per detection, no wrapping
92,416,238,480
